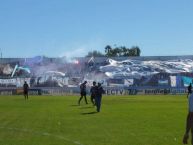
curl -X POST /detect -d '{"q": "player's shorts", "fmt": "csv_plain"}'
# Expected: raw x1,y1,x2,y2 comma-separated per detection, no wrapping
24,91,28,95
91,95,96,99
81,92,86,96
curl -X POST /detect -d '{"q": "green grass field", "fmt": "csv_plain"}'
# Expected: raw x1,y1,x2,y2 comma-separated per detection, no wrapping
0,95,189,145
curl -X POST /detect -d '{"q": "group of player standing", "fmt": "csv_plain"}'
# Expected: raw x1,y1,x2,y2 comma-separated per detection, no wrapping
23,80,105,113
78,81,105,112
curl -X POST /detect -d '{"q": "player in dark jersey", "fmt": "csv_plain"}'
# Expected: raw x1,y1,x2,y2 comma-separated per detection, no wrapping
23,81,29,100
187,83,192,98
90,81,97,105
95,82,105,112
78,81,88,105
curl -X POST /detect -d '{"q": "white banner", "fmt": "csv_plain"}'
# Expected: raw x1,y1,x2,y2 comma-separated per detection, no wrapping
0,78,30,87
158,80,168,85
0,79,16,84
170,76,176,87
124,79,134,86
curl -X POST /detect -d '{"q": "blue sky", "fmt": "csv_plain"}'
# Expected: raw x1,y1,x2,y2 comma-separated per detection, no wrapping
0,0,193,58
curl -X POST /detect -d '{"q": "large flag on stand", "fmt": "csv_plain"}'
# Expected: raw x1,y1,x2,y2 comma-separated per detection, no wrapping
11,65,31,77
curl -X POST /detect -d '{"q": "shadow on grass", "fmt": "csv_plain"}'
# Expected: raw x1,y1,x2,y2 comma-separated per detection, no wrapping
81,111,98,115
70,105,79,107
79,106,94,109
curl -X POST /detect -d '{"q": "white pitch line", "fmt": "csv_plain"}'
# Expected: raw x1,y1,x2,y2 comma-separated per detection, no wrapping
0,126,84,145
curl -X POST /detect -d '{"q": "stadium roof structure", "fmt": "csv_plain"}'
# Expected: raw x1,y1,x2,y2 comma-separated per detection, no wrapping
75,55,193,63
75,55,193,79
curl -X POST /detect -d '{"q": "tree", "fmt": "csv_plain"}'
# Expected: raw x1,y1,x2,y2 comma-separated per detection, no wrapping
120,46,127,56
105,45,112,54
104,45,141,57
86,50,105,57
130,46,141,56
135,46,141,56
104,45,114,57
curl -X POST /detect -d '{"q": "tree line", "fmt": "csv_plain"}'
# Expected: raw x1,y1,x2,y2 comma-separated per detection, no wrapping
86,45,141,57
